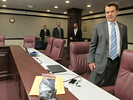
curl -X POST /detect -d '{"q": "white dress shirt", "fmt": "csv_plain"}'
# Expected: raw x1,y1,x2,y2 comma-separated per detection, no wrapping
74,28,78,36
44,29,46,33
108,20,121,57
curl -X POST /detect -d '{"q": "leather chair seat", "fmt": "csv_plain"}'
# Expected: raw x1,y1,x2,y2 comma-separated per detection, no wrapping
69,42,90,80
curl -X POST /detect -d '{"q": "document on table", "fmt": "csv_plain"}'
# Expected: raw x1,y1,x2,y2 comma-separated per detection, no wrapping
29,76,65,96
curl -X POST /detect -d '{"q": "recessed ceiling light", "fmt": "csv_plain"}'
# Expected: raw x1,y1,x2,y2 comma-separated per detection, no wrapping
54,6,58,8
65,1,70,3
89,11,93,13
47,10,50,12
2,0,6,2
87,5,91,7
64,12,67,14
2,5,7,7
27,5,33,8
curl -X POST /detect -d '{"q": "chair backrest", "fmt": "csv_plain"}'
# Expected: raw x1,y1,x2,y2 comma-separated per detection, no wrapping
114,50,133,100
45,37,54,55
23,36,35,48
0,35,5,46
70,42,90,75
50,38,66,59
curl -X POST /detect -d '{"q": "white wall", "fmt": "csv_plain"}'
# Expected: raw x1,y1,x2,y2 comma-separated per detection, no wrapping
82,18,105,38
128,44,133,50
0,14,68,38
5,39,68,47
5,40,24,47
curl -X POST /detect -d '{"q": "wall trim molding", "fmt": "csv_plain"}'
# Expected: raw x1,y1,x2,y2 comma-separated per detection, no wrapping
82,7,133,21
0,7,68,19
5,38,24,40
82,12,133,21
0,6,133,20
0,12,68,19
5,38,133,45
0,7,68,16
82,6,133,17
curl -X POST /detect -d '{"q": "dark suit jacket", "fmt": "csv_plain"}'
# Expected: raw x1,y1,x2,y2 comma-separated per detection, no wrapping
88,20,127,74
70,28,82,41
40,29,50,41
52,27,64,39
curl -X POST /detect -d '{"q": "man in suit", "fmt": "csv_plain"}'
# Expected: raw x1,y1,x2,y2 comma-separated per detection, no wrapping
88,2,127,87
70,23,82,42
52,22,64,39
40,25,50,41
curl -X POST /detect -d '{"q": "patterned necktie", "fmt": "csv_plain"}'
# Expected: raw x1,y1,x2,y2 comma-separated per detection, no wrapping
110,22,117,60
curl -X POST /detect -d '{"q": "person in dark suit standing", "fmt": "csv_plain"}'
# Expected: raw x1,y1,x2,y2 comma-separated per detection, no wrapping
52,22,64,39
88,2,127,87
40,25,50,41
66,23,82,59
70,23,82,42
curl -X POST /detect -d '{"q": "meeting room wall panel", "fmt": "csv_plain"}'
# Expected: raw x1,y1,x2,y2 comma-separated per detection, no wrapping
0,14,68,38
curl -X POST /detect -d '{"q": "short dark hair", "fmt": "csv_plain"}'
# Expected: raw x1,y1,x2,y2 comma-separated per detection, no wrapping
74,22,78,25
104,2,119,12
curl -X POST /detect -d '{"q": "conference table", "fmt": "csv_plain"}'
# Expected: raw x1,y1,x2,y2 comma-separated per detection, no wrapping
0,46,120,100
26,47,120,100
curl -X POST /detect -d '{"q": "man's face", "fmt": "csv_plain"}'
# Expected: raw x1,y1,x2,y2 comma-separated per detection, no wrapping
105,6,119,22
43,25,47,29
57,22,60,27
73,23,78,28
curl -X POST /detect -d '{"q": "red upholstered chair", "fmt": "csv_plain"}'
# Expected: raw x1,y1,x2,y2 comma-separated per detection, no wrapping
23,36,35,48
68,42,90,80
0,35,5,46
49,38,66,61
39,37,54,56
102,50,133,100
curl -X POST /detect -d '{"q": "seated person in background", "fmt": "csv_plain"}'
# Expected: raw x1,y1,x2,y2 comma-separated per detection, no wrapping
40,25,50,42
70,22,82,42
52,22,64,39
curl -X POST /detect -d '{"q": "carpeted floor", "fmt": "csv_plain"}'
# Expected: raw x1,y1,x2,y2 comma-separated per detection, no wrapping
0,80,18,100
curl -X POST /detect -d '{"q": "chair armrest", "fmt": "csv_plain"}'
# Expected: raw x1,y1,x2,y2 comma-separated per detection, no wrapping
39,50,50,56
38,50,46,53
52,58,63,61
68,65,73,71
102,86,114,95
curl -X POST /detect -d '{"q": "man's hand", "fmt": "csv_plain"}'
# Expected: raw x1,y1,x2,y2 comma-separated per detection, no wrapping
89,63,96,71
70,37,73,40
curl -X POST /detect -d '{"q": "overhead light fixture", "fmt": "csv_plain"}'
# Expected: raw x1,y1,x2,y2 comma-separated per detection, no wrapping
87,5,91,7
89,11,93,13
64,12,67,14
2,0,6,1
65,1,70,3
2,5,7,7
54,6,58,8
47,10,50,12
27,5,33,8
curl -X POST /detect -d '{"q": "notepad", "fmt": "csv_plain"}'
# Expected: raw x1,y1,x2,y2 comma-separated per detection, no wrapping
47,65,66,73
